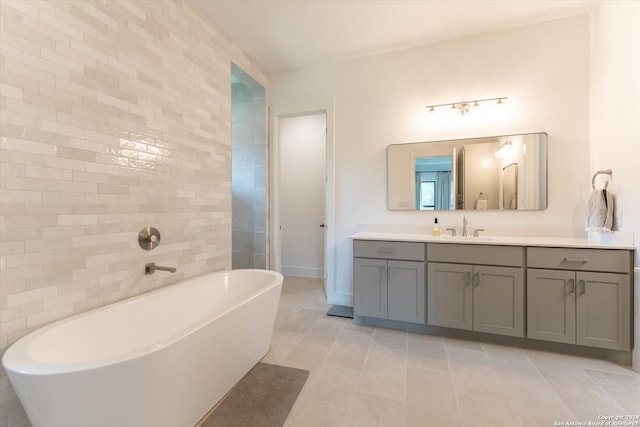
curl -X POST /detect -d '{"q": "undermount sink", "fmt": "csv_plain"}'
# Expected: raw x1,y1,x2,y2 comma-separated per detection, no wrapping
438,235,495,242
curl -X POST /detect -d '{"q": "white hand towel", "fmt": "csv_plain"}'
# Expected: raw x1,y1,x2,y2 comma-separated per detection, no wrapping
585,189,614,232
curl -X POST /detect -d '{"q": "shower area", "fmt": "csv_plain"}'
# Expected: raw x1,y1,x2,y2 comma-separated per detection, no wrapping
231,64,268,269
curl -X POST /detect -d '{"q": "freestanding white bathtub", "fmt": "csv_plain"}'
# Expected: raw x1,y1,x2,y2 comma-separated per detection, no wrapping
2,269,283,427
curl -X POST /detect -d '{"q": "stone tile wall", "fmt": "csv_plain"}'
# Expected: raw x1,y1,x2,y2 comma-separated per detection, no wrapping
0,1,268,425
231,65,267,270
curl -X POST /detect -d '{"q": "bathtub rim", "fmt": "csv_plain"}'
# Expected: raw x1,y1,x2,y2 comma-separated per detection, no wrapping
2,269,283,376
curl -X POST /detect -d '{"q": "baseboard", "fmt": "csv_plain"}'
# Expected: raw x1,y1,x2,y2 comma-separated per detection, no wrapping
281,266,323,278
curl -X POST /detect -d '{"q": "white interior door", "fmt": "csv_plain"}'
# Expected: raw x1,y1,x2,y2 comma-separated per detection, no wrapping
279,113,327,279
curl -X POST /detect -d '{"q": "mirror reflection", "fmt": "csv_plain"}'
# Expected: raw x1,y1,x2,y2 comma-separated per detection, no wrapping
388,132,547,211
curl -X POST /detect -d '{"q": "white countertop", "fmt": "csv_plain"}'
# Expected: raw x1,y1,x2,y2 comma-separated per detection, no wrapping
350,231,636,250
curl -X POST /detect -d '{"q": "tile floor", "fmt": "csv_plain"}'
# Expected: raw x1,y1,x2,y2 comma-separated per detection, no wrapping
262,276,640,427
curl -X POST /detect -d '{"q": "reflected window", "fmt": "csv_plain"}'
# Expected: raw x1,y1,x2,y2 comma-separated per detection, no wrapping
415,155,452,210
419,180,436,210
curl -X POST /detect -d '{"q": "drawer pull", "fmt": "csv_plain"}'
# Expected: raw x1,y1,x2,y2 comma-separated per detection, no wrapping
567,278,575,294
377,248,396,254
563,258,590,264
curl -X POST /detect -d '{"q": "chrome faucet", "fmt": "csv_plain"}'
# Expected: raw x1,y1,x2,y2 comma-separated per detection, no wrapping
462,216,468,237
145,263,177,275
473,228,485,237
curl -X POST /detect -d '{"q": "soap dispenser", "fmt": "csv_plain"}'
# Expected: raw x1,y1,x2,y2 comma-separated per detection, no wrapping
432,218,441,236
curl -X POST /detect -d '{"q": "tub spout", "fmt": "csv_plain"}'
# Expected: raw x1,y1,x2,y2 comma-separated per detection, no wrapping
145,263,176,275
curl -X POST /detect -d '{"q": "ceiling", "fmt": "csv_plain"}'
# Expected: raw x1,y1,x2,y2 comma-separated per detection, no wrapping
189,0,597,74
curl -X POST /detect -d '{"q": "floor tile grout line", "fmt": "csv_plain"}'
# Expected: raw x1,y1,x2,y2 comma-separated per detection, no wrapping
344,325,376,427
443,336,466,427
523,349,610,422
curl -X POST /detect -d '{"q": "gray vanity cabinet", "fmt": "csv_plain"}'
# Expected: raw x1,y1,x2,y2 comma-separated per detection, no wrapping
427,263,472,330
353,240,426,323
527,247,632,351
427,244,525,337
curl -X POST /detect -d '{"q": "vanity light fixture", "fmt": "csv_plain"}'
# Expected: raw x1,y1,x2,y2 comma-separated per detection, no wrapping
494,139,513,159
426,97,507,116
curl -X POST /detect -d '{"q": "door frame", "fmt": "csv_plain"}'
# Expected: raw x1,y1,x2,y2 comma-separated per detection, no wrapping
271,98,336,300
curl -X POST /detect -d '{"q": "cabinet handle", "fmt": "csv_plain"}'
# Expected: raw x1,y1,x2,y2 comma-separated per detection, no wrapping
567,278,575,294
473,272,480,287
578,279,586,295
380,267,386,281
563,257,590,264
377,248,396,254
465,271,471,287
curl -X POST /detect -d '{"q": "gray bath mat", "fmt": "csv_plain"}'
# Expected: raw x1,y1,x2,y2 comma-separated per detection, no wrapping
199,362,309,427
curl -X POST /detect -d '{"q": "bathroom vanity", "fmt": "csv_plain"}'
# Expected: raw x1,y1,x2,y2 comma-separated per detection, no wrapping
351,232,634,352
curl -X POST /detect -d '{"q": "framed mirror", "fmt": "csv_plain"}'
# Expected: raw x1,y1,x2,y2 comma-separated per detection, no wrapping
387,132,547,211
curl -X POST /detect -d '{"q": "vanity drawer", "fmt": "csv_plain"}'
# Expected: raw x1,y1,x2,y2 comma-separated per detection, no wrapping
526,247,631,273
353,240,425,261
427,244,524,267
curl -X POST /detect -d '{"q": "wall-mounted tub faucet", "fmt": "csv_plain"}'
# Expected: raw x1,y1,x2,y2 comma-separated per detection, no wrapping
145,263,176,275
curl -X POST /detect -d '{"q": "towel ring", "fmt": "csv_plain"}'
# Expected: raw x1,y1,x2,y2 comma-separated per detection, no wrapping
591,169,612,190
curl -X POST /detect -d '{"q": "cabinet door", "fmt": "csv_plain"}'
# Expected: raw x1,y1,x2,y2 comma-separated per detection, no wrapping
387,260,426,324
427,263,473,330
576,272,630,351
473,266,524,337
354,258,388,319
527,269,576,344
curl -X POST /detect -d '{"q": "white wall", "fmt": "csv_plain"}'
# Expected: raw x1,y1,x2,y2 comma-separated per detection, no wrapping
589,1,640,370
273,16,590,305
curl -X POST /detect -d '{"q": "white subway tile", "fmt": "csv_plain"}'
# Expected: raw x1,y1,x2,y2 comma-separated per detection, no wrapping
22,49,70,80
6,285,58,308
41,47,84,74
41,191,86,204
86,253,119,267
39,10,84,41
43,291,86,312
0,0,259,417
25,165,73,181
57,214,97,226
1,0,39,19
5,176,58,192
40,119,85,138
0,82,23,100
57,180,98,194
0,108,40,128
0,318,27,337
4,97,57,121
0,189,42,204
26,305,73,329
1,137,57,157
68,38,108,64
98,270,130,286
82,2,119,30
